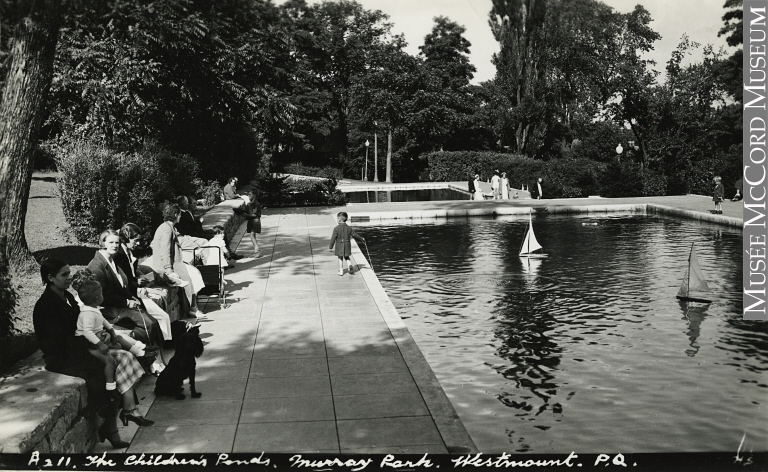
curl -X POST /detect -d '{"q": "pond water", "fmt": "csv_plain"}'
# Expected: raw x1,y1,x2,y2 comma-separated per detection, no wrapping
344,188,469,204
362,213,766,454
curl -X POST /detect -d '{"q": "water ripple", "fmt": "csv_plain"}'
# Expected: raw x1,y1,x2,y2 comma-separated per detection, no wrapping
366,214,766,453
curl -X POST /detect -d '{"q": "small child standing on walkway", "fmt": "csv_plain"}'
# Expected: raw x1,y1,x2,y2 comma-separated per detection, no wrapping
713,176,724,214
329,211,365,276
245,189,262,258
73,270,152,395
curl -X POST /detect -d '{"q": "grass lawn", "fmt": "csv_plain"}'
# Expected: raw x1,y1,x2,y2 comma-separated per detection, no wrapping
2,171,98,371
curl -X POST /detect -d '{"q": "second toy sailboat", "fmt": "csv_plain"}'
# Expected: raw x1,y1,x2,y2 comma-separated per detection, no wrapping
676,242,711,303
519,209,547,258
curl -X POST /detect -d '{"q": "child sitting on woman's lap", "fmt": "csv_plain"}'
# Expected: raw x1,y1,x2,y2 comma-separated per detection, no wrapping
72,270,152,396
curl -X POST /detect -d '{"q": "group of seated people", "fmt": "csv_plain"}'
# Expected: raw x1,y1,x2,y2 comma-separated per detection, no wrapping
32,185,257,450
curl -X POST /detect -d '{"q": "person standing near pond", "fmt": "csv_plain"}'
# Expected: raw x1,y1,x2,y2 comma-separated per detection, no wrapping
533,177,543,200
473,174,484,201
329,211,365,276
501,172,510,200
33,259,151,450
491,170,501,200
244,189,262,257
467,173,475,200
713,176,724,214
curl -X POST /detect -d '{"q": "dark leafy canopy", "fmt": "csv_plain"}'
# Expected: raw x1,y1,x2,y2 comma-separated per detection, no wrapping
44,0,295,180
281,0,401,172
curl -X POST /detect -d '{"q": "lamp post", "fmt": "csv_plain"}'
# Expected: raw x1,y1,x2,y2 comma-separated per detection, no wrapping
616,143,623,162
364,139,369,181
373,121,379,183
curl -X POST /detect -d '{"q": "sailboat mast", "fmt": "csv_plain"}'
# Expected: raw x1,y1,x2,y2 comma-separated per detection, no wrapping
687,242,694,297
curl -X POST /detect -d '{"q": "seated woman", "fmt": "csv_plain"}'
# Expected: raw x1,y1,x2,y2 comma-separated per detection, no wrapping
145,203,205,317
115,223,173,343
87,229,166,375
175,196,209,264
33,259,152,450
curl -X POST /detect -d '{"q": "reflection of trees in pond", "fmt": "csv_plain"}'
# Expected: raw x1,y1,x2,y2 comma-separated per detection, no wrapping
492,289,563,413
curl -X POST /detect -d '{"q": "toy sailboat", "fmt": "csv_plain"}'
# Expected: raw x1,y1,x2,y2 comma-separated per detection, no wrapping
676,243,711,303
519,210,547,258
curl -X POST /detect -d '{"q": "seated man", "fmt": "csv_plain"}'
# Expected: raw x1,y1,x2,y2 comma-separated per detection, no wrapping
223,177,250,205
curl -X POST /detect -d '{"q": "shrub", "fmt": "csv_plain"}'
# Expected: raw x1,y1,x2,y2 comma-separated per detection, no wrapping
426,151,603,198
257,175,346,207
598,160,644,197
195,179,223,206
53,139,198,241
642,171,668,196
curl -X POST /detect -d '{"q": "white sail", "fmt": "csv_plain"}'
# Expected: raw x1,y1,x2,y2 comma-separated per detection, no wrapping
519,212,544,256
677,243,711,301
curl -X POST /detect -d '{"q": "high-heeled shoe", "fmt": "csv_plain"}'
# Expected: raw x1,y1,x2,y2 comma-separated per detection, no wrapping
98,427,130,449
119,409,155,427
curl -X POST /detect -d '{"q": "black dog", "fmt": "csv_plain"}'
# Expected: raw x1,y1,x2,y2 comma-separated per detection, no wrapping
154,325,204,400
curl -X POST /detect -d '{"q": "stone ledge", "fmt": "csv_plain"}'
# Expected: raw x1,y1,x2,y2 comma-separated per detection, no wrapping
0,352,96,454
0,199,246,454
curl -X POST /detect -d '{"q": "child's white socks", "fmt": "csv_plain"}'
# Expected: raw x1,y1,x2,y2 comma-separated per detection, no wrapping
129,345,146,357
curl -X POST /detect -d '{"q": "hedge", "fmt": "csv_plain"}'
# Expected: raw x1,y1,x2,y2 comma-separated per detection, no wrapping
283,163,344,180
259,174,346,207
425,151,604,198
53,140,199,241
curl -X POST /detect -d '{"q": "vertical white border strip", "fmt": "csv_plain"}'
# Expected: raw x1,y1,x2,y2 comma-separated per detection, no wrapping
743,0,768,321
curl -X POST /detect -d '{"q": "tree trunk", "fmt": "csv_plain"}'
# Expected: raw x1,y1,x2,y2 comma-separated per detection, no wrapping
0,1,61,271
385,128,392,183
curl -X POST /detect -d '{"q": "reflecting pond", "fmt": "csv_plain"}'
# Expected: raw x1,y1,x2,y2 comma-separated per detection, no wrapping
345,188,469,204
363,213,765,453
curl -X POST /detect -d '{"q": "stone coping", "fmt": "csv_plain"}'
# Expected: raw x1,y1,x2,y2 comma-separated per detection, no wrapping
0,199,246,454
340,182,471,193
340,200,742,229
350,232,479,454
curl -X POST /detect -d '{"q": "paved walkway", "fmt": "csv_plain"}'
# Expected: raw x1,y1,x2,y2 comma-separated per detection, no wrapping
94,195,743,454
105,208,475,454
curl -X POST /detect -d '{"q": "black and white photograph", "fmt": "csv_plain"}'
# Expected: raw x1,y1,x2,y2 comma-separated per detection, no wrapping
0,0,765,470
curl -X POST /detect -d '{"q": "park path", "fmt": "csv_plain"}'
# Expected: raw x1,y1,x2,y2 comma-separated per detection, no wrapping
92,194,743,454
105,207,475,454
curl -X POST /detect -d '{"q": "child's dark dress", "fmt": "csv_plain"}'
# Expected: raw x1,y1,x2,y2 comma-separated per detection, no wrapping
713,183,724,203
329,223,362,257
246,200,262,234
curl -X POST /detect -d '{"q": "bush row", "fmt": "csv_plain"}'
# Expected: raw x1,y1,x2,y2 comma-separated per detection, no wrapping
259,175,346,207
425,151,604,198
52,140,200,241
424,151,683,198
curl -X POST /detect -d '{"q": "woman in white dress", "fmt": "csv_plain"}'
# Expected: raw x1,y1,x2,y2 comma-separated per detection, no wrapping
501,172,510,199
473,174,485,200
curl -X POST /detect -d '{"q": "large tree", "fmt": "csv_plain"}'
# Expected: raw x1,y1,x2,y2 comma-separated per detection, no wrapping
0,0,61,270
45,0,295,180
281,0,401,172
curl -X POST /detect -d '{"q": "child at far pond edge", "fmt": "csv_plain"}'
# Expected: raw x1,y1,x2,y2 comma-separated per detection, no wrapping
712,176,724,214
329,212,365,276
